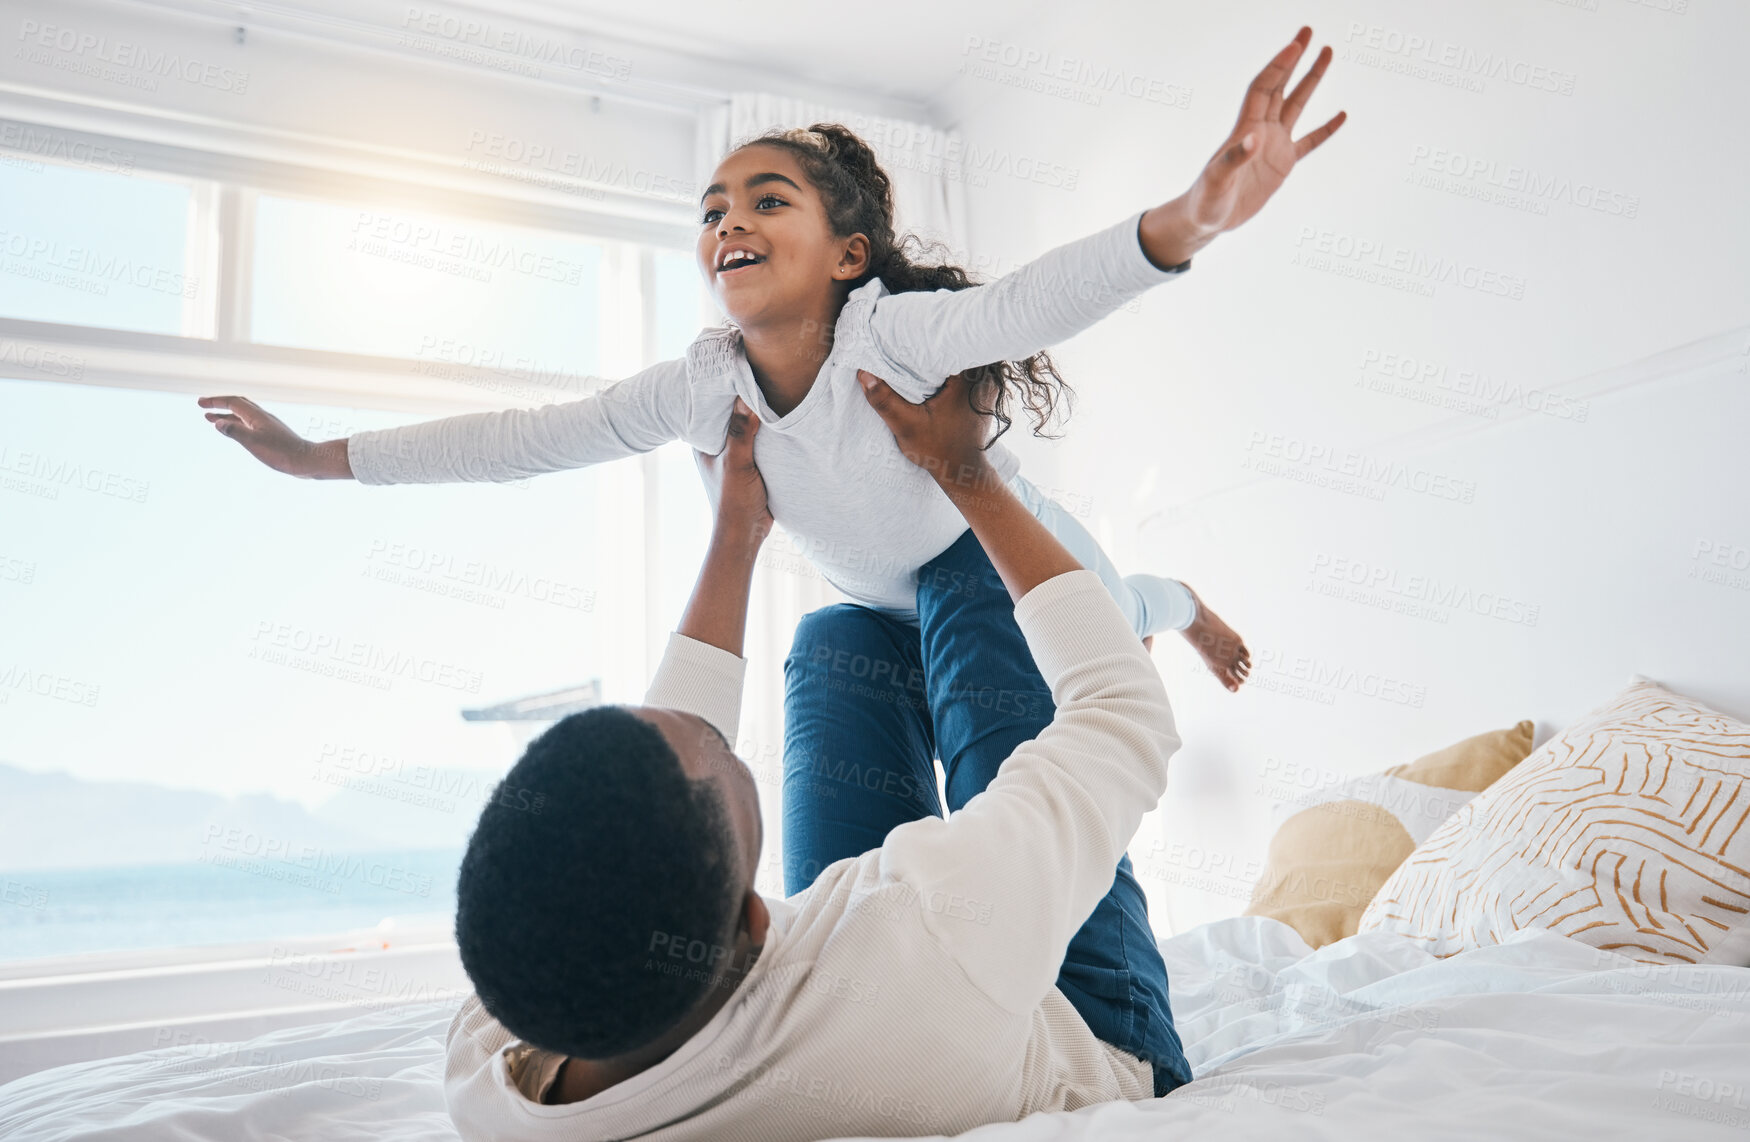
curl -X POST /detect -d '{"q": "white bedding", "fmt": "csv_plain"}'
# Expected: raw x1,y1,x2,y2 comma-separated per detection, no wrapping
4,917,1747,1141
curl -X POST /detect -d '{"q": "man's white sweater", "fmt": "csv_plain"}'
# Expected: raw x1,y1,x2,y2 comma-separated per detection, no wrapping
443,569,1182,1141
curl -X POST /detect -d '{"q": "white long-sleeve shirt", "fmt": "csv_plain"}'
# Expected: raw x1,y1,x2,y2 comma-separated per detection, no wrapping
442,568,1183,1141
348,212,1188,614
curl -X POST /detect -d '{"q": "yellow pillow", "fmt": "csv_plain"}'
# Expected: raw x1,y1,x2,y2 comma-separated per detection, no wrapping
1244,721,1535,948
1361,680,1750,965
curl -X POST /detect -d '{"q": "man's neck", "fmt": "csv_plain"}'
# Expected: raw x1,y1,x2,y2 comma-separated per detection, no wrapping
546,938,765,1105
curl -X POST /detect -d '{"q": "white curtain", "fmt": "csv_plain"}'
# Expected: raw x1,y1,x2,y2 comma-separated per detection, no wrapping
694,96,969,892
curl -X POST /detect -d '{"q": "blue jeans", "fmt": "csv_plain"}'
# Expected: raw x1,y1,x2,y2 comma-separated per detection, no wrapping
780,528,1192,1098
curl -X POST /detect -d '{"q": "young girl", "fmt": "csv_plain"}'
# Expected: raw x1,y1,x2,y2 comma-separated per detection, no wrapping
201,29,1343,691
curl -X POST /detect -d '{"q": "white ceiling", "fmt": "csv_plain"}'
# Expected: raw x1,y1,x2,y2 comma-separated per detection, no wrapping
472,0,1057,121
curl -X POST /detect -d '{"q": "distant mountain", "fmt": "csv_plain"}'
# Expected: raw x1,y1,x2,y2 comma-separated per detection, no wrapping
306,762,506,850
0,763,488,873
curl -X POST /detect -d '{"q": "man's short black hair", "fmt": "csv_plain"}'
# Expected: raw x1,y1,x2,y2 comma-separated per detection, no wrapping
455,705,742,1058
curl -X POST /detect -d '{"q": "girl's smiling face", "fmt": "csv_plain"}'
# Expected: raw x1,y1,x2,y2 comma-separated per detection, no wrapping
697,144,868,329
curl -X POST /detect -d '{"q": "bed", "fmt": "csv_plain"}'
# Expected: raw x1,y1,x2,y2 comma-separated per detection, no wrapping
7,677,1748,1139
3,914,1747,1141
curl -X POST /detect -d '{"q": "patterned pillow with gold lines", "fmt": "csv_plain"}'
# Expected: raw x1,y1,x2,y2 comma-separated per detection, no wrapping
1360,678,1750,966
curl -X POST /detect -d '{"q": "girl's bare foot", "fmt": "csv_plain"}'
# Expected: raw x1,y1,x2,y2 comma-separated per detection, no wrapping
1179,585,1251,692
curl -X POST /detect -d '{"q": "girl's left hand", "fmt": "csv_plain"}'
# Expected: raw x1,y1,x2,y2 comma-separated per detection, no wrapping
695,398,774,546
1184,26,1346,237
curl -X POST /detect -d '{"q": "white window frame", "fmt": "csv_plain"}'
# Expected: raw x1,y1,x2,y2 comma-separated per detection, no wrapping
0,115,699,403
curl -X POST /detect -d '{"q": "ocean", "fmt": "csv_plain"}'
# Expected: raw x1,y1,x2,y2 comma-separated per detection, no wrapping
0,847,464,964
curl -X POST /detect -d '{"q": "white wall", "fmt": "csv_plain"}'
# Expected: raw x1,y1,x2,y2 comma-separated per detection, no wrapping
930,0,1750,932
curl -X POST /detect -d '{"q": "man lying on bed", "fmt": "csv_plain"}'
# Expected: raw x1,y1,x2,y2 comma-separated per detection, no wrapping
443,368,1192,1141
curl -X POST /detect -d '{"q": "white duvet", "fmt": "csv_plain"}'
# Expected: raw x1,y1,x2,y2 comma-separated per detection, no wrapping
3,918,1747,1141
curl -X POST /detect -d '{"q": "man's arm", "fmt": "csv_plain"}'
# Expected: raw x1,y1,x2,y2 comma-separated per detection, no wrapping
856,371,1181,1016
857,373,1080,599
676,400,773,657
639,398,771,745
446,401,775,1121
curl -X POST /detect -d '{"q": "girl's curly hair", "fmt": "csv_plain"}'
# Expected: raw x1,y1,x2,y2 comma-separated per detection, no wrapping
732,122,1071,445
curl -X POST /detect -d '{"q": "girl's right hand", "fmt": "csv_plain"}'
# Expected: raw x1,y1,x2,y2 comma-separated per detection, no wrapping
197,395,352,479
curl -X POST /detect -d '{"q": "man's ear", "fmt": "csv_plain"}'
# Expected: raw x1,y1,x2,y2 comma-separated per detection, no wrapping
740,888,770,948
834,233,871,280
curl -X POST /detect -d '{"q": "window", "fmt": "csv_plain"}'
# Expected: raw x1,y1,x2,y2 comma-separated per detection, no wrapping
0,154,712,968
0,160,197,335
651,248,715,634
0,379,616,961
250,195,602,366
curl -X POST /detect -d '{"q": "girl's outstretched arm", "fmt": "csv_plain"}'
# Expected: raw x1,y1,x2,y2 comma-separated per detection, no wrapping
198,357,707,486
861,26,1345,400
